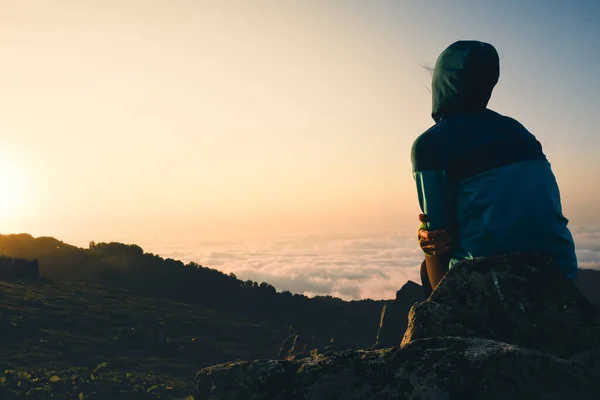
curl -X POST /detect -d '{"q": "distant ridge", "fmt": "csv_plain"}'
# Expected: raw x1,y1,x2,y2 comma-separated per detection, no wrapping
0,233,385,349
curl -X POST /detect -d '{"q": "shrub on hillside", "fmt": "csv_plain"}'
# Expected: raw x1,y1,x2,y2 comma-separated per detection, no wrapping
0,256,40,281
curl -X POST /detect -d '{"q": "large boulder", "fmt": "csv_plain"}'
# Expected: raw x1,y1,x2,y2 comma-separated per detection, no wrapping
196,337,599,399
196,253,600,399
576,268,600,305
401,253,600,358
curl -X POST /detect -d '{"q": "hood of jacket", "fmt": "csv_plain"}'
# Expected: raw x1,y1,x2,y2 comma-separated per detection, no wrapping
431,40,500,122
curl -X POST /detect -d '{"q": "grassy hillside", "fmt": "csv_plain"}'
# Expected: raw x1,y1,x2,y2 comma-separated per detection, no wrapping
0,234,385,349
0,279,291,399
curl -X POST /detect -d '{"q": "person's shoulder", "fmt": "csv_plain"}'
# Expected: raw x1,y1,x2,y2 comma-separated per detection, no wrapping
486,109,545,156
486,109,531,133
411,121,448,171
412,120,450,149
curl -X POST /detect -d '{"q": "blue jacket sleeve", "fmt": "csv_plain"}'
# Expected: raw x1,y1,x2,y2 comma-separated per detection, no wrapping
414,170,452,231
411,132,452,232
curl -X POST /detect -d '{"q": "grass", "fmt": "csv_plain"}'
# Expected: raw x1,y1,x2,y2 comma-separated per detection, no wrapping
0,279,291,399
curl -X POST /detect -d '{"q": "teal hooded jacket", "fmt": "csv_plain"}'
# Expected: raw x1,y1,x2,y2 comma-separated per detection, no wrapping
411,41,577,279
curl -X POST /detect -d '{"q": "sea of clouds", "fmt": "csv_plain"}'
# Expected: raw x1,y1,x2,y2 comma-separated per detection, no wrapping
143,225,600,301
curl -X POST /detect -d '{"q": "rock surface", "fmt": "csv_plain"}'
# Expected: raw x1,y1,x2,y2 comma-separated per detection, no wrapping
196,253,600,399
401,253,600,358
373,281,425,349
576,269,600,305
196,337,599,400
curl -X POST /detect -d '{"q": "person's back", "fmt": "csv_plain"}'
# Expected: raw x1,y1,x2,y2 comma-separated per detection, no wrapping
411,41,577,279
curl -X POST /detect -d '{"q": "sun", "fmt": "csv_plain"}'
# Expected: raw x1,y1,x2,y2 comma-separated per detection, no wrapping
0,157,29,221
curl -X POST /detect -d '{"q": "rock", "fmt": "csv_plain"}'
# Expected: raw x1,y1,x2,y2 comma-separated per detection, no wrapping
373,281,425,348
395,280,426,303
401,253,600,358
196,253,600,399
570,348,600,378
576,268,600,304
196,336,600,400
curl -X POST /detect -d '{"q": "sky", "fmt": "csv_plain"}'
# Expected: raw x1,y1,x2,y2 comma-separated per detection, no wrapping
0,0,599,299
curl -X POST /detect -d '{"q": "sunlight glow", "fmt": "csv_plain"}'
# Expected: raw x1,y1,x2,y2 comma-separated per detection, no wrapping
0,156,29,221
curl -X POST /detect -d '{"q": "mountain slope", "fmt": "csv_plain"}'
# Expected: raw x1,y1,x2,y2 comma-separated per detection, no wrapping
0,234,386,349
1,279,290,398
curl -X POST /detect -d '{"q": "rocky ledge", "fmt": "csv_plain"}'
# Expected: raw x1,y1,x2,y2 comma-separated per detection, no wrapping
196,253,600,399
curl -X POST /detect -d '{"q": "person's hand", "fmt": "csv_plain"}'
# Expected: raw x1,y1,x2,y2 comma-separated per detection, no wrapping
418,213,454,255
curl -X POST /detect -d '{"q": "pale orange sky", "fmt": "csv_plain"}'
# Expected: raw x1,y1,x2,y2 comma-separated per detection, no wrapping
0,1,597,249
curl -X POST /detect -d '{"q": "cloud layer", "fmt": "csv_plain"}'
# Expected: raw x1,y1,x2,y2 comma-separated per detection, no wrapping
141,225,600,301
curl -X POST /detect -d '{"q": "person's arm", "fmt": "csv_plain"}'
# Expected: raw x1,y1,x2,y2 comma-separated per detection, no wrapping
418,213,452,255
416,172,452,289
418,214,452,290
411,136,454,290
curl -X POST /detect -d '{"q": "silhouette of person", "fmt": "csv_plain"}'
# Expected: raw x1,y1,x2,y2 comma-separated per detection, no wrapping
411,41,577,296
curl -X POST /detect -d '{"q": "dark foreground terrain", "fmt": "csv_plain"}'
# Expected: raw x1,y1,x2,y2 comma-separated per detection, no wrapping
0,279,289,399
1,234,599,399
197,254,600,400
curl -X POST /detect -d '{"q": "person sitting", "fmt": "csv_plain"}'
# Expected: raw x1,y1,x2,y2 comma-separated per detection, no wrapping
411,40,577,296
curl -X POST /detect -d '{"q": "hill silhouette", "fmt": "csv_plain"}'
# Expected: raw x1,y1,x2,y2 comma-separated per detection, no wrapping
0,234,389,350
196,253,600,399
